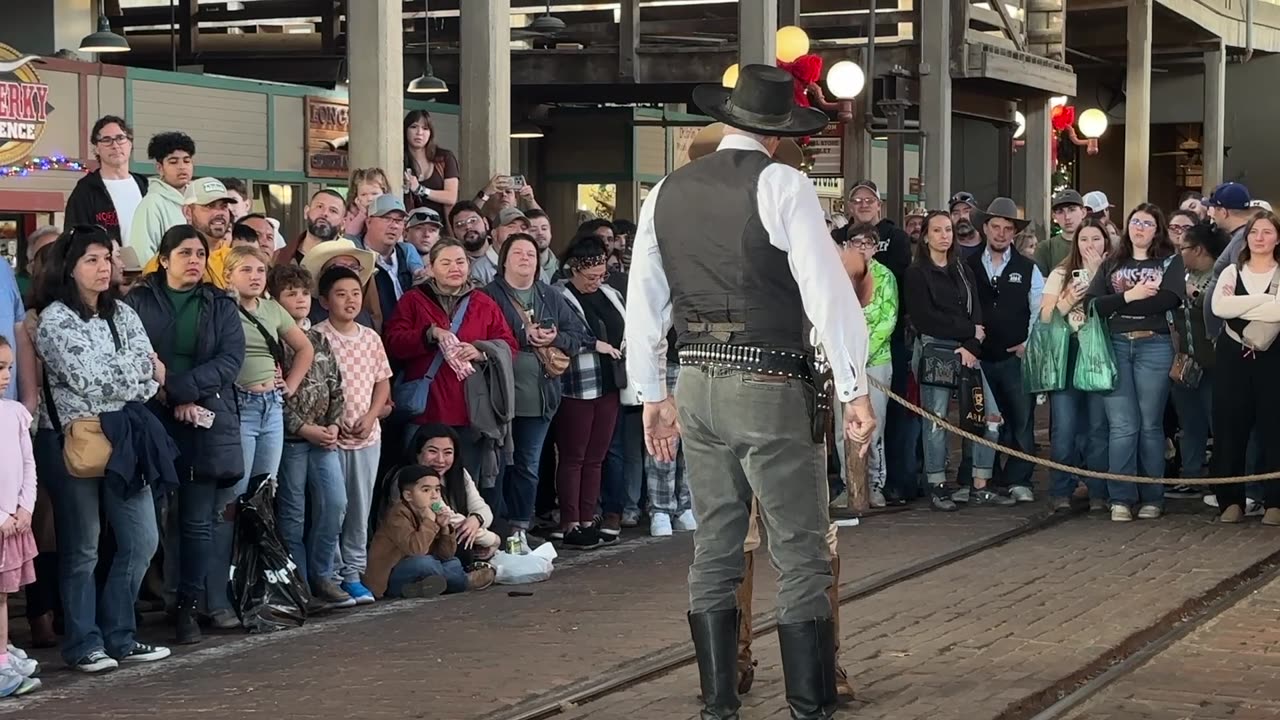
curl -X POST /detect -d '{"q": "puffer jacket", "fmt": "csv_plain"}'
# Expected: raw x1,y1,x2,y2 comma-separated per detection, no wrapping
124,275,247,485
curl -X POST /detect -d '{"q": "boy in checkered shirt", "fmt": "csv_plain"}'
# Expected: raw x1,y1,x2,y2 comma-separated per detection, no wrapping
315,266,393,605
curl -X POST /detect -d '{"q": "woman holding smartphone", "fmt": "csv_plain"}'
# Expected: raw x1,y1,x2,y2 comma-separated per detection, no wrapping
483,233,593,552
1039,217,1111,512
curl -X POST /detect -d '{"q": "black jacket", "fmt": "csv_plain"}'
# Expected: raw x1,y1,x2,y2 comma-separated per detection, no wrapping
482,277,595,420
101,402,180,498
124,276,246,485
64,170,148,242
903,260,984,357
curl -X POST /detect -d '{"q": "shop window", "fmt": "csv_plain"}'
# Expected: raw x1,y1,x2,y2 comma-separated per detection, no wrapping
254,183,305,241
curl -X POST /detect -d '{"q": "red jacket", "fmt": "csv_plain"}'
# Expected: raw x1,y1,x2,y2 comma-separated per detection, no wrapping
385,284,517,427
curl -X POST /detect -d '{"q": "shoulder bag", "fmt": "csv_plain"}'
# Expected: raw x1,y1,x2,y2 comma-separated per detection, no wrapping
1167,303,1203,389
507,287,569,378
391,295,472,421
59,316,123,478
238,305,287,369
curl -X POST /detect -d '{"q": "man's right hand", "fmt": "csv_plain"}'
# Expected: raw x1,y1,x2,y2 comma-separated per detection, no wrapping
643,398,682,463
843,395,876,457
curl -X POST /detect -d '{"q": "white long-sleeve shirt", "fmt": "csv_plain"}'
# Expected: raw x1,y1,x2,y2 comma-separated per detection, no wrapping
624,134,870,403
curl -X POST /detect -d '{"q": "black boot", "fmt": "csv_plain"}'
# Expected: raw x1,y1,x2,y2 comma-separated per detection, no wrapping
175,595,202,645
777,618,838,720
688,609,741,720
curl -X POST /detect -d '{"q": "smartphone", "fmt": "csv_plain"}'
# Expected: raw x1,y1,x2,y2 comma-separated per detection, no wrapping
511,174,526,189
1071,269,1089,282
539,319,556,330
194,407,215,429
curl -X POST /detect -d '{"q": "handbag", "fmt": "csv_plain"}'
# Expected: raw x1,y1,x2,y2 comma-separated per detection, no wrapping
918,339,962,388
391,295,472,421
238,306,287,369
507,288,570,378
57,317,123,478
1167,305,1203,389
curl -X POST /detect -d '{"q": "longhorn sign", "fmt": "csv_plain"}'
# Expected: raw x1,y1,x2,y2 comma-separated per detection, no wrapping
0,55,41,75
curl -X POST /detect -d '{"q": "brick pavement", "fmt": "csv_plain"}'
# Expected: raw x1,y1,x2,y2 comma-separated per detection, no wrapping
1060,559,1280,720
547,516,1280,720
0,505,1037,719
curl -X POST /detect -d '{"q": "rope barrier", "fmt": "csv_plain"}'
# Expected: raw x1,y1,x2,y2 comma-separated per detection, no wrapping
864,376,1280,486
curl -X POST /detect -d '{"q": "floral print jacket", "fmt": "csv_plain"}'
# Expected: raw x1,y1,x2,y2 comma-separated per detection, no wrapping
35,301,158,424
282,327,345,438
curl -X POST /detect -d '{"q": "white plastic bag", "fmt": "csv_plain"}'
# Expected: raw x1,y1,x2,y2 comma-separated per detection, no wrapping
491,542,557,585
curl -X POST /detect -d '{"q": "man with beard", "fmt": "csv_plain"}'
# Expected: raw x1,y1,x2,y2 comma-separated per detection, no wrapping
276,189,346,265
950,191,984,259
138,177,237,287
525,208,560,283
1033,189,1088,275
448,201,501,284
492,207,531,253
65,115,149,245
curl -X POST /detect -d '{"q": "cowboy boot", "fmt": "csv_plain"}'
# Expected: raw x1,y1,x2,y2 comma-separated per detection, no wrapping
735,549,757,694
777,618,839,720
828,553,855,703
689,609,742,720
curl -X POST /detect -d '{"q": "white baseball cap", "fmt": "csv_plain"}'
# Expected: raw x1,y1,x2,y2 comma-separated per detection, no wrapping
1082,191,1112,214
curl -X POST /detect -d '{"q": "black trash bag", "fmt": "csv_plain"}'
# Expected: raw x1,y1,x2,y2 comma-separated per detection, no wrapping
229,474,311,633
957,365,988,437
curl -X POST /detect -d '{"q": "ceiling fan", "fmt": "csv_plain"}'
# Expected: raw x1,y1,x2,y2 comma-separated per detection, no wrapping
1151,137,1201,158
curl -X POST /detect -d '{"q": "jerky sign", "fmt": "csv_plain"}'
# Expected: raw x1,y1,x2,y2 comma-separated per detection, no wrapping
0,44,52,166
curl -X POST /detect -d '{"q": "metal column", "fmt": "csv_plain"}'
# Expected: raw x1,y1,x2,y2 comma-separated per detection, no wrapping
1202,38,1226,195
919,0,952,207
738,0,778,68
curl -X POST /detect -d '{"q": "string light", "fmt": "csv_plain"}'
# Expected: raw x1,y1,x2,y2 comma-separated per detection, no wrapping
0,155,86,178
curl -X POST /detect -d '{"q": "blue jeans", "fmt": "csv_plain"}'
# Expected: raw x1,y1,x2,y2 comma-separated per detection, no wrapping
972,356,1035,488
1169,371,1213,480
175,476,218,599
602,406,642,516
504,415,553,528
920,384,993,486
884,331,919,497
208,389,284,612
276,441,346,586
1049,386,1109,500
386,555,468,597
1102,334,1173,508
46,464,159,664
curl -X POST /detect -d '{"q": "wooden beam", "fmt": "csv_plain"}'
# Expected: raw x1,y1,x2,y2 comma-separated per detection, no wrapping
988,0,1026,51
319,0,341,54
178,0,199,56
619,0,640,79
965,27,1017,51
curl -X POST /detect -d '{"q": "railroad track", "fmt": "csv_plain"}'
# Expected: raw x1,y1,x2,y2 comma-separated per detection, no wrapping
1007,544,1280,720
494,509,1071,720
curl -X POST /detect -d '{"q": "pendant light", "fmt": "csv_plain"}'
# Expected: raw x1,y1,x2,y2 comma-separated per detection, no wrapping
407,0,448,94
79,0,131,54
511,120,544,139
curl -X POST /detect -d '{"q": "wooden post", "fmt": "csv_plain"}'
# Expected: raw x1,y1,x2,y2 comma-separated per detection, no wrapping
844,434,870,513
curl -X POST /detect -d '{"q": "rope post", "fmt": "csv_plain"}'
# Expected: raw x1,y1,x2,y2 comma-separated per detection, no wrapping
844,434,870,513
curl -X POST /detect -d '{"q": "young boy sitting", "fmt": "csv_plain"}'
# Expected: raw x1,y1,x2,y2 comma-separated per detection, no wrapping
267,264,354,611
315,266,393,605
363,466,468,598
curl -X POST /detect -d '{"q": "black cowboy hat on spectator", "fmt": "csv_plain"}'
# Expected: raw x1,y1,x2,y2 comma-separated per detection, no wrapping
973,197,1030,232
692,64,828,138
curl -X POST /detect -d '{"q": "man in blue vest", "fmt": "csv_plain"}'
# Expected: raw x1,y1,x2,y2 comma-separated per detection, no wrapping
967,197,1045,505
626,65,874,720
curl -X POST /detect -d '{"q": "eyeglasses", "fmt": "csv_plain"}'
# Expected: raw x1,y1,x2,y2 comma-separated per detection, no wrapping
1168,224,1194,235
373,215,407,225
849,197,879,207
847,236,878,248
95,134,131,146
453,216,482,230
579,269,610,283
1129,219,1157,230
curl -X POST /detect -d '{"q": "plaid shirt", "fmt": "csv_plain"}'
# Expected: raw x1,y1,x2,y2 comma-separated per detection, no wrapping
556,282,625,400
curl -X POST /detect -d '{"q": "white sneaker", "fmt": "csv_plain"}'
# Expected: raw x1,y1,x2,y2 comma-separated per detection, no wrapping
650,513,673,537
951,487,971,503
1247,499,1266,517
673,509,697,532
0,666,38,697
869,488,887,508
1137,504,1162,520
1010,486,1035,503
5,645,26,660
828,490,848,510
1111,505,1133,522
5,653,37,678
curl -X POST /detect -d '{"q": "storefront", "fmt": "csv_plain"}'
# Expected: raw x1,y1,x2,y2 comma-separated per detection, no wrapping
0,44,119,272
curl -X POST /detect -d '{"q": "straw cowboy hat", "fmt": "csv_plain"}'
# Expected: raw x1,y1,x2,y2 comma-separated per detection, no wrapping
973,197,1030,232
300,238,377,292
692,64,828,138
688,122,805,170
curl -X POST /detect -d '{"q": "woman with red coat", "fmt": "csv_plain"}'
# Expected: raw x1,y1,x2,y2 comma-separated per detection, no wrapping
385,239,517,508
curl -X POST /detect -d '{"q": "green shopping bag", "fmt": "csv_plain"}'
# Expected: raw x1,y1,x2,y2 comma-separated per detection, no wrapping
1073,306,1117,392
1022,313,1070,393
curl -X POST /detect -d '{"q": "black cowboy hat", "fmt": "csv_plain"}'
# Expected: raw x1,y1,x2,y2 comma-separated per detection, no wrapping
692,64,828,138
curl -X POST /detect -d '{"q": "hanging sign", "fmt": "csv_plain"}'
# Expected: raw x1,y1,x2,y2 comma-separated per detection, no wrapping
0,44,52,167
305,96,350,179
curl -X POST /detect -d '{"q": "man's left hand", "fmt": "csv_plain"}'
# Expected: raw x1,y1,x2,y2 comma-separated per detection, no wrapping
843,395,877,457
1007,343,1026,358
643,398,682,463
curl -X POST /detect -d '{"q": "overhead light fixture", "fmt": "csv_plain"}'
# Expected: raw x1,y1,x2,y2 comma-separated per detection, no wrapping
511,120,544,139
408,0,449,94
79,2,130,54
530,1,567,34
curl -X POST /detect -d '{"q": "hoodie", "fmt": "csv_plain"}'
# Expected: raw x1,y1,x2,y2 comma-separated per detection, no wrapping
64,170,148,243
128,177,188,263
